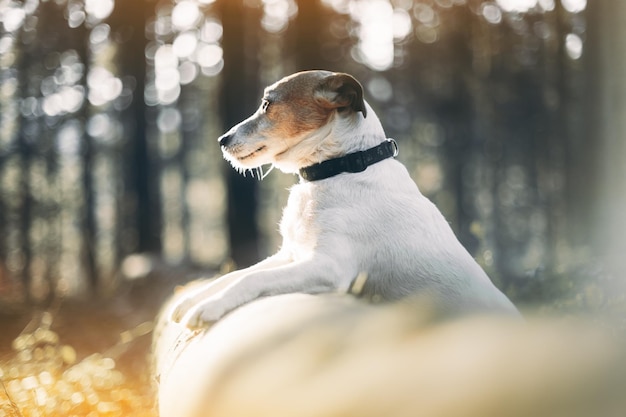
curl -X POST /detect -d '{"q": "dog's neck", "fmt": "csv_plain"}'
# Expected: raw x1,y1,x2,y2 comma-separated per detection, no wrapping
298,139,398,182
273,102,387,174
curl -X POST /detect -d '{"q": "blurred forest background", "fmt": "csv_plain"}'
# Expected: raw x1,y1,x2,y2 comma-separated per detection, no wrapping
1,0,626,415
1,0,625,314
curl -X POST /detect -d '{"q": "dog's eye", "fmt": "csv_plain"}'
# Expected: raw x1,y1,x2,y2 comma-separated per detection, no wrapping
261,99,270,112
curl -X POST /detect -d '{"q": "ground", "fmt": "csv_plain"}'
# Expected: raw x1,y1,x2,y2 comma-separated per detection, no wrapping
0,269,183,417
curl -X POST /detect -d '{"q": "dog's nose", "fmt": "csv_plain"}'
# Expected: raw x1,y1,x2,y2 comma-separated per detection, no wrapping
218,132,233,147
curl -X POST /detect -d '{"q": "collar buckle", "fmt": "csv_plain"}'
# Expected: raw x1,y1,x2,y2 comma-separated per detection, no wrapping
388,138,399,157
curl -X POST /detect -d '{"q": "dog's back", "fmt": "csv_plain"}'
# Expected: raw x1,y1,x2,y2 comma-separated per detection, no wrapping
284,157,518,316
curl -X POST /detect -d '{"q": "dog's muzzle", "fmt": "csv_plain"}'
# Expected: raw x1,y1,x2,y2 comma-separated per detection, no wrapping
218,132,233,148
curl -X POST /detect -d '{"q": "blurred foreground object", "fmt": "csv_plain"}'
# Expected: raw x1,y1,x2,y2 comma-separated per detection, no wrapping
154,289,626,417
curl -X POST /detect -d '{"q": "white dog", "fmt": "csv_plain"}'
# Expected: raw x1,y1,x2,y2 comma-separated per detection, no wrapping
171,70,518,327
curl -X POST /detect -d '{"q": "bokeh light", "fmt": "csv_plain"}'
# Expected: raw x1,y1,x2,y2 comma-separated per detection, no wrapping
196,43,223,70
200,18,223,43
392,8,412,39
496,0,537,13
562,0,586,13
173,31,198,58
85,0,114,21
565,33,583,59
1,5,26,32
482,3,503,25
87,67,123,107
172,1,201,31
261,0,297,33
351,0,395,71
538,0,555,12
89,24,111,46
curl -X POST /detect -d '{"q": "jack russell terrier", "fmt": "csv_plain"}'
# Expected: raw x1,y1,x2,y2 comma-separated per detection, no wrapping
171,70,519,327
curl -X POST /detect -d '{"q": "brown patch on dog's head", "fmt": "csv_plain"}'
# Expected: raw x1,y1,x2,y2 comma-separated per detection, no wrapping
259,71,367,141
260,72,332,140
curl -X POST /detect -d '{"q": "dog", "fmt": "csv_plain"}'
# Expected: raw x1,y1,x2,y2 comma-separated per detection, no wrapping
171,70,518,327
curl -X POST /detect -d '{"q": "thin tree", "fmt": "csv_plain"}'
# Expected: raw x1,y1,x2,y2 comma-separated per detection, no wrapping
216,0,262,267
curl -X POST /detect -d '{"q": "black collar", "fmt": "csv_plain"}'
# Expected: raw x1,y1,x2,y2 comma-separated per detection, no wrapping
299,139,398,182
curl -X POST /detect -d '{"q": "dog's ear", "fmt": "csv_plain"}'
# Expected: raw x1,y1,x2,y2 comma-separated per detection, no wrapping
315,73,367,118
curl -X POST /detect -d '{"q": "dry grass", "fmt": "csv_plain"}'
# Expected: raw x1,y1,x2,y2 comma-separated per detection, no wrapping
0,273,178,417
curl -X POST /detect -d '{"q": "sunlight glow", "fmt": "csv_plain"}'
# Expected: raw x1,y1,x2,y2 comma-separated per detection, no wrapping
196,43,223,70
148,3,225,101
561,0,586,13
392,9,412,40
33,51,87,117
351,0,395,71
1,6,26,32
173,32,198,58
59,86,85,113
200,19,223,43
85,0,114,21
87,67,123,106
179,61,198,85
261,0,297,33
172,1,201,31
496,0,537,13
155,45,178,69
155,68,180,93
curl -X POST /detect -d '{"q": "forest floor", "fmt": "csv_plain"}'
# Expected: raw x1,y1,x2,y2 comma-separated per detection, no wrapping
0,266,188,417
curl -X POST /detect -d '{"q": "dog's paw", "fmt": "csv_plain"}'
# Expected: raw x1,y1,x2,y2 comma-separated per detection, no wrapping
169,297,199,323
182,301,226,329
169,301,187,323
169,280,218,323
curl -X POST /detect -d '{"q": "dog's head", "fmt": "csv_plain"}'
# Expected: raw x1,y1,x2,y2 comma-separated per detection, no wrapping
218,71,369,173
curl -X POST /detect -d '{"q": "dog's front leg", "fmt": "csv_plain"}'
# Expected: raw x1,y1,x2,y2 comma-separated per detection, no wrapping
170,252,292,323
182,255,351,328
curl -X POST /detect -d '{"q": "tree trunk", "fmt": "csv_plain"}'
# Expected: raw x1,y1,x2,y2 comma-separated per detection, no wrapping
586,1,626,273
109,0,162,254
293,0,326,70
217,0,262,267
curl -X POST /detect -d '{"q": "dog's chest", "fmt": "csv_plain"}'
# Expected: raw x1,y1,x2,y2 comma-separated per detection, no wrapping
279,184,318,256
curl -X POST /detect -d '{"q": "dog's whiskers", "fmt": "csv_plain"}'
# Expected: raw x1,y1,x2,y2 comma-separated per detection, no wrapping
250,165,274,181
260,164,274,180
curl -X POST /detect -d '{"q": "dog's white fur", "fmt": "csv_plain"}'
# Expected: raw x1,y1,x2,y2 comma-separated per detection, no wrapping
172,70,518,327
